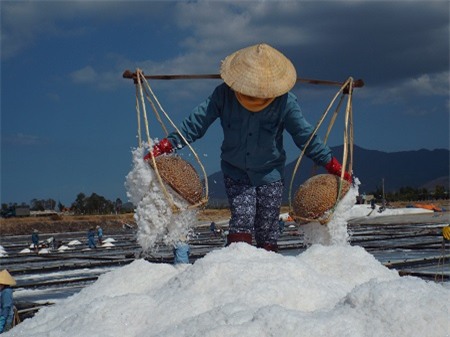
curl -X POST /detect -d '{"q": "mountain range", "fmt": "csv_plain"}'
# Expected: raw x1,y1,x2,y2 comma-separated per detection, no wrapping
205,145,449,205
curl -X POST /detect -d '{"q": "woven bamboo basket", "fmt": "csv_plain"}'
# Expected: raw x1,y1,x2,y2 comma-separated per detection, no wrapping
150,155,203,205
292,174,350,224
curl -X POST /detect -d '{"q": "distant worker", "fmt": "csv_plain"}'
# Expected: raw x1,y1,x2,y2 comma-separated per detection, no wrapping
378,198,387,213
96,225,103,245
31,229,39,253
173,236,190,264
87,228,96,249
278,217,285,235
210,221,217,237
0,269,16,333
221,230,230,247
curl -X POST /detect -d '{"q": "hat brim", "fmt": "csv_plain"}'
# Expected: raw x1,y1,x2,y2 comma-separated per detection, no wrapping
0,270,16,286
220,43,297,98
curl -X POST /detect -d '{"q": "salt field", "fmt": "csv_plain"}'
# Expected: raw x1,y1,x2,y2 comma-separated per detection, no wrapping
1,204,449,336
1,150,448,336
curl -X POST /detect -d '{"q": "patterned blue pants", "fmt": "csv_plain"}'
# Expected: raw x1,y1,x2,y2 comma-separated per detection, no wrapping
224,175,283,246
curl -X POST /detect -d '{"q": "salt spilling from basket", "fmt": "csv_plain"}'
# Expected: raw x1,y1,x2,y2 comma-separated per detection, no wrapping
292,174,351,224
125,146,199,252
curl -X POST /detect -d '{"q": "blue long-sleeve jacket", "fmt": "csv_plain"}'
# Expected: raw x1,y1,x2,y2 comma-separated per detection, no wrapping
87,230,96,248
0,287,14,333
31,233,39,245
88,230,95,240
168,83,332,186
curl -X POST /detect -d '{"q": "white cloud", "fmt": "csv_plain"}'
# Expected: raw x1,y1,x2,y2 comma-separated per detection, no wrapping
364,71,449,104
395,73,449,97
70,66,97,84
1,1,170,59
69,65,124,91
174,1,308,56
46,92,61,102
7,1,446,103
3,132,46,146
119,2,312,96
1,2,45,59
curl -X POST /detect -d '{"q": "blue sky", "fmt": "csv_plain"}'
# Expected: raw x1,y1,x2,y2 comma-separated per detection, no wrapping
1,1,449,206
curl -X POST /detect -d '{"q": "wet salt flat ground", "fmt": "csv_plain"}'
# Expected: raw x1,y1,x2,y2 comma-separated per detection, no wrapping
1,212,448,317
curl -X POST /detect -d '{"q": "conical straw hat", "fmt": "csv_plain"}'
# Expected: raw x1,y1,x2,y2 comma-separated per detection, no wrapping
0,269,16,286
220,43,297,98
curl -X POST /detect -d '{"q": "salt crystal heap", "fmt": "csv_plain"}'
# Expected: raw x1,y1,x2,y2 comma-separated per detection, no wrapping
302,177,360,246
125,145,197,252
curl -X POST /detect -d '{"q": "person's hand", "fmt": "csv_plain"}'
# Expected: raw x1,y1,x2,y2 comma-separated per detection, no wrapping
325,157,352,183
144,138,173,160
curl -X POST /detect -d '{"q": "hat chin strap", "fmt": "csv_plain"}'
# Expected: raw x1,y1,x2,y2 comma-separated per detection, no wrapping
235,92,275,112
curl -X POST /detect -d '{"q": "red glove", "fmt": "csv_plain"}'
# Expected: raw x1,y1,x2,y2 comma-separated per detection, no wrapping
144,138,173,160
325,157,352,183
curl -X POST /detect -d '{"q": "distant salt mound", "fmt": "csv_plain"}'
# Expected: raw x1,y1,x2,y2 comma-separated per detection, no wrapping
19,248,31,254
68,240,82,246
58,245,71,252
38,248,50,254
346,204,434,219
103,238,116,243
101,242,115,248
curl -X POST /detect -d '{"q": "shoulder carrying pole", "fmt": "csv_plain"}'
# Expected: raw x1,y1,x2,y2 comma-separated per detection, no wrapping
122,70,364,90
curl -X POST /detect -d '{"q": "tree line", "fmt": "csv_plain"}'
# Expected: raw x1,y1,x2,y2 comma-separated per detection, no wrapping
1,193,133,217
369,185,448,202
1,184,448,218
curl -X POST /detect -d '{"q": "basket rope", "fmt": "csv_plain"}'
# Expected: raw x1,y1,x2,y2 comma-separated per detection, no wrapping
134,69,209,210
288,77,355,224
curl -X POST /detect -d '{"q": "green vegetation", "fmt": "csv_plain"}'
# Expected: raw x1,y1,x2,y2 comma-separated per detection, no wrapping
1,193,132,217
370,185,448,202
